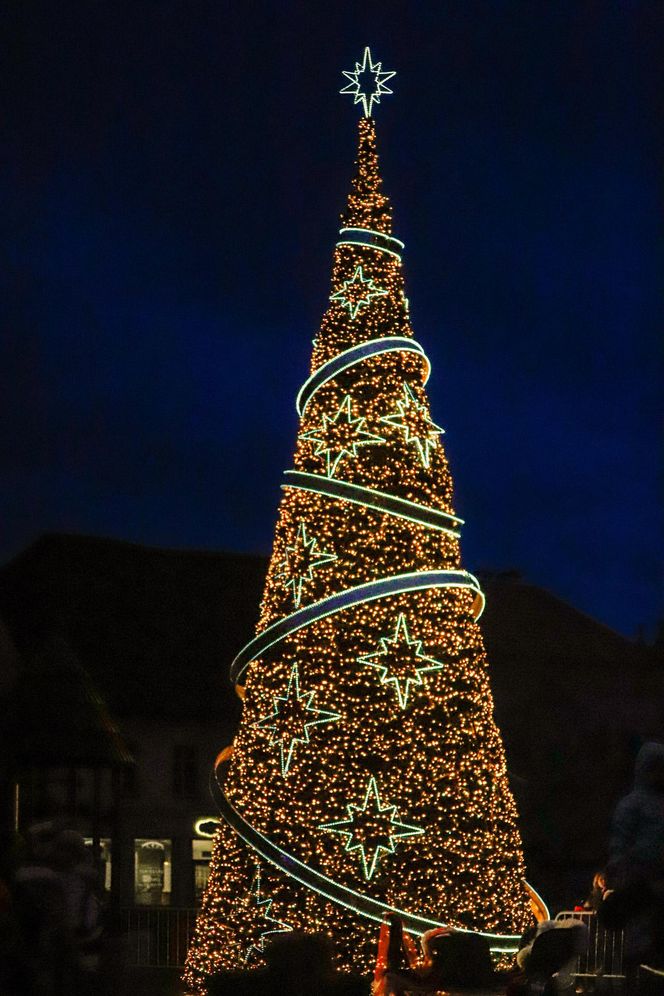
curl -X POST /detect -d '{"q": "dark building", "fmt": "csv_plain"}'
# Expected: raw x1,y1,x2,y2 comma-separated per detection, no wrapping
0,533,662,911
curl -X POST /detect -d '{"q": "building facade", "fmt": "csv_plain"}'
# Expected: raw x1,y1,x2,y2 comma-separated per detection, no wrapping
1,533,662,911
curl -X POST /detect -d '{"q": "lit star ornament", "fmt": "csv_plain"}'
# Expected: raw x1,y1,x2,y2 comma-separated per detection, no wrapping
319,776,424,880
340,46,396,117
357,613,445,709
381,382,445,468
243,866,292,964
255,664,341,777
302,394,385,478
277,521,337,607
330,265,388,320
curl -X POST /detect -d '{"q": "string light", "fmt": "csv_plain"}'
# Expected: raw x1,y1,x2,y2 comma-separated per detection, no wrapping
230,568,485,685
340,46,396,118
183,114,534,995
380,381,445,469
319,775,425,881
207,771,527,953
254,663,341,777
243,866,293,965
301,394,386,478
276,521,337,608
356,612,446,710
329,265,388,320
281,470,463,536
296,335,430,419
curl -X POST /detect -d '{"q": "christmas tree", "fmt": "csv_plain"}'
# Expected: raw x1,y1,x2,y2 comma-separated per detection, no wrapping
184,48,534,993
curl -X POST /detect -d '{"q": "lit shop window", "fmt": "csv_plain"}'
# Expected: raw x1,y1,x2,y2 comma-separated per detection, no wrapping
84,838,112,891
134,839,172,906
192,839,213,903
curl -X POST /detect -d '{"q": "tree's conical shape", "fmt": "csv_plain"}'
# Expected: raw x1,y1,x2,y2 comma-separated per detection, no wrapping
184,118,534,993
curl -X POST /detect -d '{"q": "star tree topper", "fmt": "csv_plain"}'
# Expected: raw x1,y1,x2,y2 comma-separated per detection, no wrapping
243,866,292,964
381,382,445,468
255,664,341,777
340,46,396,117
277,521,337,608
358,613,445,709
302,394,385,478
330,265,388,320
319,776,424,880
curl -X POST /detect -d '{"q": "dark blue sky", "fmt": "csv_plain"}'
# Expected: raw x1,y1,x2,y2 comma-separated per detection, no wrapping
2,2,661,637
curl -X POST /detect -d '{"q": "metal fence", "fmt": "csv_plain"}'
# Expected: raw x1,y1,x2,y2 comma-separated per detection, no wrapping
123,906,628,978
123,906,198,967
555,910,625,980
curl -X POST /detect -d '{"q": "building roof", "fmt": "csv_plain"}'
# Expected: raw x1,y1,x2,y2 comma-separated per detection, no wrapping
0,533,265,728
1,636,133,767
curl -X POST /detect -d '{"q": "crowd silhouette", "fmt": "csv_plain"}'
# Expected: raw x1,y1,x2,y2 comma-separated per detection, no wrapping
0,821,123,996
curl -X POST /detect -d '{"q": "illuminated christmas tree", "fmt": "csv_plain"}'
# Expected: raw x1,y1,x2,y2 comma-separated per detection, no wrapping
184,48,535,993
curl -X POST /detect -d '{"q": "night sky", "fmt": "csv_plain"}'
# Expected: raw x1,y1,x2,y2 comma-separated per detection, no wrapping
3,2,661,638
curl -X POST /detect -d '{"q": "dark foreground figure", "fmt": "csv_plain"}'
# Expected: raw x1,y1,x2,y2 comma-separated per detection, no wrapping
382,915,587,996
207,933,369,996
603,741,664,977
205,917,591,996
0,822,127,996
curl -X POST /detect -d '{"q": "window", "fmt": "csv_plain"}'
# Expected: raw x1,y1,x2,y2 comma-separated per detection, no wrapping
172,745,197,798
121,744,139,798
134,839,172,906
192,838,213,903
84,838,112,891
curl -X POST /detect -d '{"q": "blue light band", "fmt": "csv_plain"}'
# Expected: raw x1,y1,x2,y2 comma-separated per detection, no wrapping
336,226,404,260
230,570,484,684
282,471,463,536
211,768,521,954
296,337,430,417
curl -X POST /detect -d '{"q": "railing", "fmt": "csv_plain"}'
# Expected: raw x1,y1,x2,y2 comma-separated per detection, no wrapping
555,910,625,979
123,906,198,967
123,906,630,978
